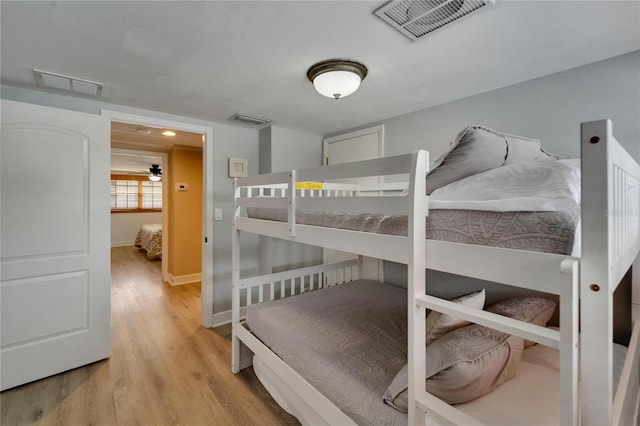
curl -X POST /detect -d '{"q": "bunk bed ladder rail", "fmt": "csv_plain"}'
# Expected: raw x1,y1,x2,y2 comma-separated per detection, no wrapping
581,119,640,426
407,149,429,426
232,177,242,374
612,321,640,426
413,257,579,426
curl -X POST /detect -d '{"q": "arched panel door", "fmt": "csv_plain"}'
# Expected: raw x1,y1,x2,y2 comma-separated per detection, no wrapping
1,100,110,390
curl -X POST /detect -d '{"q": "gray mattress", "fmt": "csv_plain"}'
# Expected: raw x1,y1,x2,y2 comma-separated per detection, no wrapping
246,279,408,426
247,208,579,255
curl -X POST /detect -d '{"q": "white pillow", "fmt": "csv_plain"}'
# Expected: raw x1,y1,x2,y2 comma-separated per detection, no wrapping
426,289,485,345
429,159,580,212
426,125,557,195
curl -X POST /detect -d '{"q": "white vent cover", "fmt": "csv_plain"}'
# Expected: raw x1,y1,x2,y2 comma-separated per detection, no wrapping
375,0,496,41
33,68,103,96
232,114,271,126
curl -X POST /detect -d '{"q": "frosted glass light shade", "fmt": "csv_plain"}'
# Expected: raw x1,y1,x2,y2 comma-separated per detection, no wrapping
307,59,368,100
312,71,362,99
149,175,161,182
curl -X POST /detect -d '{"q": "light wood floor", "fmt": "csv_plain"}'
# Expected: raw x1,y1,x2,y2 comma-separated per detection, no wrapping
1,246,299,426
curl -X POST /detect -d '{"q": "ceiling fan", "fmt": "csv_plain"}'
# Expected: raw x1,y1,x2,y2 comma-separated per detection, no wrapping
149,164,162,182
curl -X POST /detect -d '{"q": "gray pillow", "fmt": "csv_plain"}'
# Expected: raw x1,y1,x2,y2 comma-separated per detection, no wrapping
383,324,524,411
486,297,556,348
427,126,552,194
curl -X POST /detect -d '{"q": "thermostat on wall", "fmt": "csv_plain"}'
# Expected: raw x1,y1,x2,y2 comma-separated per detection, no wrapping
175,183,189,192
228,158,248,177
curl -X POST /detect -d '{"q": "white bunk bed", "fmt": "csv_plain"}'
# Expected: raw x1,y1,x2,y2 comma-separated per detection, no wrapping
231,119,640,426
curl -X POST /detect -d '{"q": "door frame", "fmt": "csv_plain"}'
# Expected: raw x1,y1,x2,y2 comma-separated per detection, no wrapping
101,109,214,327
322,124,385,281
323,124,384,166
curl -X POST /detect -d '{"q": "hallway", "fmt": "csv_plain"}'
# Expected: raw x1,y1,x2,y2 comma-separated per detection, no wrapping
1,246,298,426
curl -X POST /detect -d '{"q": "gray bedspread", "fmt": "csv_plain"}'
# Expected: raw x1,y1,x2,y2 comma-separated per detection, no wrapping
247,208,578,255
246,279,408,426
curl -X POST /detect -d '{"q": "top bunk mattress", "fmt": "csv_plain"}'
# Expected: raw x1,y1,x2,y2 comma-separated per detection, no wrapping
244,156,583,256
247,207,579,255
246,279,408,426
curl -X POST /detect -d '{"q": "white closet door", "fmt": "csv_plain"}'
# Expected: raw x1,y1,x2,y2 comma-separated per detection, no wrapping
323,126,384,285
1,100,111,390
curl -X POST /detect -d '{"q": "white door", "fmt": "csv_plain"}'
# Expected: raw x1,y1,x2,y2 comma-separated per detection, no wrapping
1,100,111,390
323,125,384,284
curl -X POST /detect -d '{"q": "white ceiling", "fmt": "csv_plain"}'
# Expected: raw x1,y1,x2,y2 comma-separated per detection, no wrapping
110,121,203,174
1,1,639,136
111,149,164,176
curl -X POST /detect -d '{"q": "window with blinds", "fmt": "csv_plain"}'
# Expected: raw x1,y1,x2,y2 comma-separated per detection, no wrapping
111,175,162,213
142,181,162,209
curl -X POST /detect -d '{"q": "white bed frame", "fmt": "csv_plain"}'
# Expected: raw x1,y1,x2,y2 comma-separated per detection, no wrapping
231,119,640,426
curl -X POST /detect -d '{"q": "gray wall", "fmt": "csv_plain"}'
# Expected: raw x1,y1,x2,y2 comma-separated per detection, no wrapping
1,84,260,318
4,50,637,320
330,50,640,163
329,51,640,301
269,125,323,172
258,125,324,272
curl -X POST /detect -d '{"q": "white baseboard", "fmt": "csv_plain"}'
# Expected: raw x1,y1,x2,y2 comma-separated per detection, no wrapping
167,273,201,286
212,306,247,328
633,254,639,304
112,240,135,247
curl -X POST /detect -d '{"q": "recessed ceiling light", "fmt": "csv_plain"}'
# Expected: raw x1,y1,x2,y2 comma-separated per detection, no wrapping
162,130,176,137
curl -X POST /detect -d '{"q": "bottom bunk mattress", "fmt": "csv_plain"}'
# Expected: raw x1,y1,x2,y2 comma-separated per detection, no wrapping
246,208,580,256
246,280,629,425
253,341,628,426
246,279,408,425
134,223,162,259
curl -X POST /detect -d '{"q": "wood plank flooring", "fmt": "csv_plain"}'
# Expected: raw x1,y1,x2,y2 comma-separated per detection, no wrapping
1,246,299,426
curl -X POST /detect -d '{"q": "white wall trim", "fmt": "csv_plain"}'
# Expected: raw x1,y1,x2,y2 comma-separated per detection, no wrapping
167,273,202,286
323,124,385,164
101,109,215,328
322,124,385,282
633,253,639,305
112,240,135,247
212,306,247,328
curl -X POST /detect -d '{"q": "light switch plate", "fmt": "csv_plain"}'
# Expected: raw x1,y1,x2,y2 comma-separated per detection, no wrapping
214,208,222,221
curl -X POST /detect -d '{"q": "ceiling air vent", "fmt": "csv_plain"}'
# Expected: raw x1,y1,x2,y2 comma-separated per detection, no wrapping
375,0,496,41
232,114,271,126
33,68,103,96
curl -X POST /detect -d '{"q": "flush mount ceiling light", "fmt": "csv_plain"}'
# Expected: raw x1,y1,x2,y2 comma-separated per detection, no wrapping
149,164,162,182
306,59,368,100
136,127,152,135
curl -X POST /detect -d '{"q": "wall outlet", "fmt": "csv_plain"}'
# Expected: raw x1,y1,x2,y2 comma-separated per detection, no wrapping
175,183,189,192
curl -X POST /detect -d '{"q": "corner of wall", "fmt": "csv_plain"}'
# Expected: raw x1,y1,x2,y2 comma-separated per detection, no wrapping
259,126,272,174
